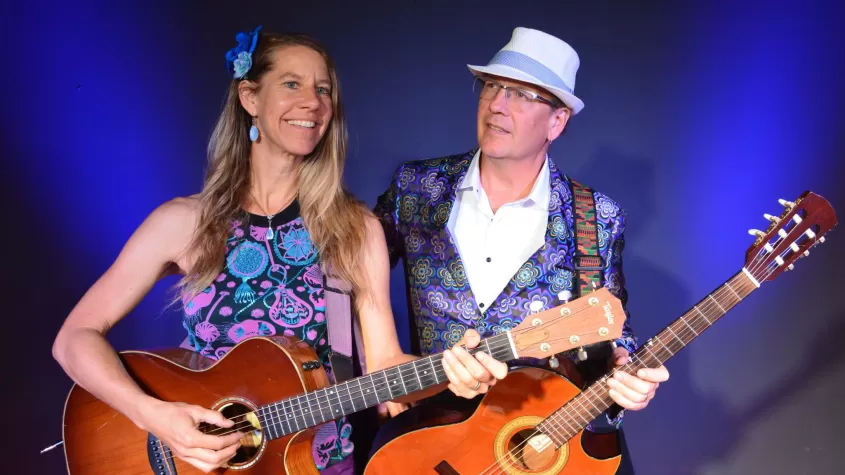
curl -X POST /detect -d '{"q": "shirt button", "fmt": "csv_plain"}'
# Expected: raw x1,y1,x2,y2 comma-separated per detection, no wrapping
486,257,492,263
479,303,485,308
529,300,544,312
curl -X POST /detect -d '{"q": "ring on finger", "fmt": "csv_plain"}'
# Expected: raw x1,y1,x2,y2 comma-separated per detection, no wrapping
471,380,481,391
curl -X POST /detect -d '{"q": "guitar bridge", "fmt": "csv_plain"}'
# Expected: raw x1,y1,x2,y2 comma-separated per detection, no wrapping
147,432,178,474
434,460,462,475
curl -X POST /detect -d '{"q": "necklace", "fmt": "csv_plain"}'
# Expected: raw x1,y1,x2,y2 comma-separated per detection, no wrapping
249,191,295,240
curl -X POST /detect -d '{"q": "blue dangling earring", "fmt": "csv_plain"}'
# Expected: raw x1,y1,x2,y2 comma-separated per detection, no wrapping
249,117,259,142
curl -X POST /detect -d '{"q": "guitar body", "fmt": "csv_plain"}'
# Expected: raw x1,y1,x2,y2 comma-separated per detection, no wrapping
366,367,620,475
62,336,329,475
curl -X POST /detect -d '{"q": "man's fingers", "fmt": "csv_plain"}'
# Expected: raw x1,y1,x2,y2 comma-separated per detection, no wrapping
462,329,481,348
475,351,508,380
608,388,647,411
613,371,657,395
451,346,493,384
608,378,649,404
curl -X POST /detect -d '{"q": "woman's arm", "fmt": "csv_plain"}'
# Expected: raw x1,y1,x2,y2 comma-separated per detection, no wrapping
52,198,242,472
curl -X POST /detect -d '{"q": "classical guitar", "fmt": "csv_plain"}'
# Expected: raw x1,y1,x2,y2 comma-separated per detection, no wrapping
61,288,626,474
365,190,837,475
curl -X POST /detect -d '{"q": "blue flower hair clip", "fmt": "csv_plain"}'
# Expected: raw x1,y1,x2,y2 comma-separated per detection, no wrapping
225,25,263,79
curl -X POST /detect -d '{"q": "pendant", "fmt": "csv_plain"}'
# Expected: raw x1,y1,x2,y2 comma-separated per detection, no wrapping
266,216,274,240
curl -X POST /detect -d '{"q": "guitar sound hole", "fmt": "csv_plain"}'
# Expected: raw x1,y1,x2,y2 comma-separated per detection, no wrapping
216,401,263,467
506,429,556,472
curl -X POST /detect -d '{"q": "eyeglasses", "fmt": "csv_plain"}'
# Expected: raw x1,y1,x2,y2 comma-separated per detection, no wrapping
473,77,562,109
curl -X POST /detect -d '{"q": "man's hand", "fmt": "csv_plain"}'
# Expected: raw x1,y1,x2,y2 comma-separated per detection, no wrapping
441,329,509,399
606,346,669,411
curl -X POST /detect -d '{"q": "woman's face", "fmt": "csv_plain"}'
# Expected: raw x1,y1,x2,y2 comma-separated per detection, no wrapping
248,45,334,157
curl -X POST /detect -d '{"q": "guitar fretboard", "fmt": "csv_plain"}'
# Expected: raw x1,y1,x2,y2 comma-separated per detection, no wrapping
537,270,758,445
254,333,516,440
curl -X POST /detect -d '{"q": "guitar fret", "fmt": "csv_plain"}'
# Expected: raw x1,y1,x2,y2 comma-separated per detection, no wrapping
344,381,356,413
396,365,409,396
312,390,327,425
351,379,367,410
412,360,423,390
260,406,275,440
428,356,439,384
679,316,699,336
383,369,394,399
725,280,742,301
367,374,380,405
302,394,316,427
279,401,291,435
708,294,726,314
285,399,295,431
664,324,685,348
693,305,711,324
296,396,308,429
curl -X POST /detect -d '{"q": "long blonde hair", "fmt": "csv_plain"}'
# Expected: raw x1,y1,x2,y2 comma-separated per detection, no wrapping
175,31,370,304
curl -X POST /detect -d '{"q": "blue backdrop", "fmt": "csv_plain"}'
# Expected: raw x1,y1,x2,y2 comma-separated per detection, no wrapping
2,0,843,473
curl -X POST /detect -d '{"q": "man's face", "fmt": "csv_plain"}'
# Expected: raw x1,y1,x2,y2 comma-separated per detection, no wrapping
475,75,570,161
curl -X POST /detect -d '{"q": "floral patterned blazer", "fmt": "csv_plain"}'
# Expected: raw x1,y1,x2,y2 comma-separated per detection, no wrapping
374,147,639,431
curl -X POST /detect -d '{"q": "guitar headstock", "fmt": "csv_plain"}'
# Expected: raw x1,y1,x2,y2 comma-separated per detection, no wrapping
745,191,837,283
510,288,627,359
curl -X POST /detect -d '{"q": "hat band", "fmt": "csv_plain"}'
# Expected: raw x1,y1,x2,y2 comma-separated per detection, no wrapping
487,50,573,94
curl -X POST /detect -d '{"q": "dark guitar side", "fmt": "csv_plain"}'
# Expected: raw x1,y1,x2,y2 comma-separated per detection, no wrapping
366,367,621,475
62,336,329,475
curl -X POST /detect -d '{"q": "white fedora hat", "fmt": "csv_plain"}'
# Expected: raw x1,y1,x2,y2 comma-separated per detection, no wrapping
468,27,585,114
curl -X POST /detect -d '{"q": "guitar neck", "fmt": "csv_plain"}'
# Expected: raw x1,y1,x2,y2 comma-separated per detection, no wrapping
257,332,517,440
537,269,759,445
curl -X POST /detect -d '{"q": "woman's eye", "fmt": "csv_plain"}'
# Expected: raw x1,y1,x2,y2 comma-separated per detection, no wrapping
284,81,299,89
317,86,331,95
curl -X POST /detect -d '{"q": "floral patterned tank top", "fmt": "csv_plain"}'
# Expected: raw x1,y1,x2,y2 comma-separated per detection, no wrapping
180,200,353,471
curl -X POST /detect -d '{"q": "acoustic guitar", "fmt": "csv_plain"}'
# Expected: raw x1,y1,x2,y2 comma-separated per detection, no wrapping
365,190,837,475
61,287,627,473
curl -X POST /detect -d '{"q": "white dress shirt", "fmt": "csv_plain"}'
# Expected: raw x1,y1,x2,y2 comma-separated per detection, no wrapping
447,150,550,313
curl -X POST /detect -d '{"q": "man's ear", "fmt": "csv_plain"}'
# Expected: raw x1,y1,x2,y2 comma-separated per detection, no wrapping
548,106,571,141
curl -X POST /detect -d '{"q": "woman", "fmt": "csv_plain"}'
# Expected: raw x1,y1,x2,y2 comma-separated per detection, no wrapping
52,26,507,474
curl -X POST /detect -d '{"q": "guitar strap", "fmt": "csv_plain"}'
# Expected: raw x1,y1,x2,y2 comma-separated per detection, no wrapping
571,179,602,297
323,271,365,384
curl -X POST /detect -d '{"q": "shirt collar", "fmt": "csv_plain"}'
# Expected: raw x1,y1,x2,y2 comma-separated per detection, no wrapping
458,149,551,211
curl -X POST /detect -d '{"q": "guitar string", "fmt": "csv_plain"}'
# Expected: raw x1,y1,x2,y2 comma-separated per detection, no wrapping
476,276,756,475
162,223,814,466
477,230,805,475
172,302,604,439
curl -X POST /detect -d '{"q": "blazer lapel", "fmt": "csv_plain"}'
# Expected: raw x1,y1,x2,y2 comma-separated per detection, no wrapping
489,159,577,318
418,148,481,325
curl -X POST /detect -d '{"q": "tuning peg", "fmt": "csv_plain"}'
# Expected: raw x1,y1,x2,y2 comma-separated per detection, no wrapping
748,229,766,238
803,250,809,257
577,347,588,361
779,199,796,209
786,264,795,271
764,213,781,223
548,355,560,369
819,236,826,243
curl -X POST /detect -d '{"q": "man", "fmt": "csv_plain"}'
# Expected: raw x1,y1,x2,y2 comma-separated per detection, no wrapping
371,27,669,473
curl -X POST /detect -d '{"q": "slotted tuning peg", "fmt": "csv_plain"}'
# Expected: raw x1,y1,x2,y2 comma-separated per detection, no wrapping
548,355,560,369
820,236,826,243
764,213,780,223
577,347,588,361
778,199,796,209
803,250,809,257
786,264,795,271
748,229,766,238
